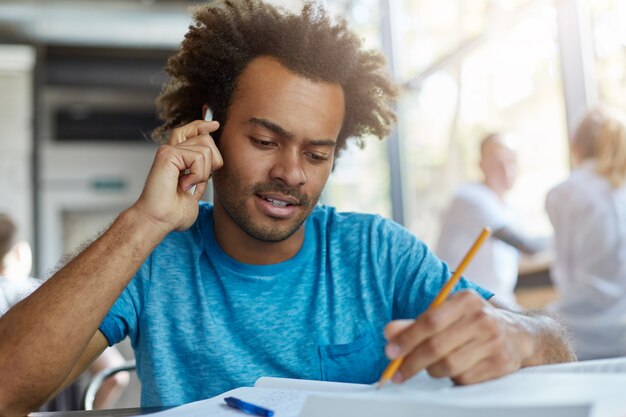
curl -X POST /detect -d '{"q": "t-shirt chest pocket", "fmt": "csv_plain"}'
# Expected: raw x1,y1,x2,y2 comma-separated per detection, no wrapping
318,330,388,384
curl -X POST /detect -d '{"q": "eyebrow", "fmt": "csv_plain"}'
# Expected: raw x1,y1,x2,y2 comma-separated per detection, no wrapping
245,117,337,148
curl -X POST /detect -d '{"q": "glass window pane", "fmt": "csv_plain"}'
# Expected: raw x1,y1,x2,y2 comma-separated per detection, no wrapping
399,1,569,246
394,0,489,80
320,0,392,217
588,0,626,109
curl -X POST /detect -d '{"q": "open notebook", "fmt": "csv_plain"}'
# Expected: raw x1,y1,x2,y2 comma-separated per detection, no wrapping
142,377,367,417
145,358,626,417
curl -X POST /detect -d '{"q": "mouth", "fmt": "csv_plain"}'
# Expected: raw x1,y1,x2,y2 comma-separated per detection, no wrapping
254,193,301,219
257,193,300,207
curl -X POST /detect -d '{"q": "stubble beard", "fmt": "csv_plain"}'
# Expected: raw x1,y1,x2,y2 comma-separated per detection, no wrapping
213,171,320,243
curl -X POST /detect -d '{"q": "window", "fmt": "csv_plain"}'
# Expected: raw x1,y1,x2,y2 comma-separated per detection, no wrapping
588,0,626,109
321,0,392,218
396,1,569,245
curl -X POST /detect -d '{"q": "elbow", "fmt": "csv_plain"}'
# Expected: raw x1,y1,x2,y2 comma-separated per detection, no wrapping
0,395,36,417
0,376,21,417
0,376,55,417
0,395,54,417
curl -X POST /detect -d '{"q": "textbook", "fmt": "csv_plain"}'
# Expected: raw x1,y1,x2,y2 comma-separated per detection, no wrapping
146,359,626,417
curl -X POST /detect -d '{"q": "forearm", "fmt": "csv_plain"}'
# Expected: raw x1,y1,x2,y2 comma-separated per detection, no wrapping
522,311,576,366
492,226,548,255
0,207,168,414
488,297,576,367
505,309,576,367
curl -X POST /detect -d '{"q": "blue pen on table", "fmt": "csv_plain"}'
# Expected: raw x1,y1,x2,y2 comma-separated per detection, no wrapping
224,396,275,417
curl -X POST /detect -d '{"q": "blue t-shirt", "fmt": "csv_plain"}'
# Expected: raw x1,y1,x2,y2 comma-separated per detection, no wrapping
99,203,491,406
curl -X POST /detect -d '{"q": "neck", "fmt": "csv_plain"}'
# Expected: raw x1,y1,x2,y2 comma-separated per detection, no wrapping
212,200,305,265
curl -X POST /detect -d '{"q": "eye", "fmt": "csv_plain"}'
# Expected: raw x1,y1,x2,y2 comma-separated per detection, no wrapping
251,138,277,148
306,152,330,163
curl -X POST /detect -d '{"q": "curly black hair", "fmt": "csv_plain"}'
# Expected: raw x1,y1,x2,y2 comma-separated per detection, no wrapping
154,0,397,156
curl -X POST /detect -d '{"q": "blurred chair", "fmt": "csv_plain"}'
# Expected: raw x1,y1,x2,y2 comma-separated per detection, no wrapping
83,359,136,410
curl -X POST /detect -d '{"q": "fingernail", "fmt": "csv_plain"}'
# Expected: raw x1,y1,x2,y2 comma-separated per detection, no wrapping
392,372,403,383
386,344,400,359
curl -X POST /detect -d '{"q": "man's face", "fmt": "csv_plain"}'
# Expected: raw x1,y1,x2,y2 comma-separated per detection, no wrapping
480,141,518,194
211,56,345,242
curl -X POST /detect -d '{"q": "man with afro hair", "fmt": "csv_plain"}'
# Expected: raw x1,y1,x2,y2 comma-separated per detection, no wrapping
0,0,574,413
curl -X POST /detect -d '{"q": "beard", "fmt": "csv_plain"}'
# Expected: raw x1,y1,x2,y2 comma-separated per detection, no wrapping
212,170,320,242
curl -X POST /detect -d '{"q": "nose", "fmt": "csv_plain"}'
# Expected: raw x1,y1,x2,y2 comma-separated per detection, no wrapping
269,150,307,188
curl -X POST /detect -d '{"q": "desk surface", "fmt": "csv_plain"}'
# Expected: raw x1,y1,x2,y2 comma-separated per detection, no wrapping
30,407,164,417
29,358,626,417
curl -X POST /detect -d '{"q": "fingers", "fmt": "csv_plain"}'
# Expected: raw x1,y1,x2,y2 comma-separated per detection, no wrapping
385,291,522,384
384,320,413,340
152,144,211,194
451,350,517,385
168,119,223,167
193,181,208,202
173,146,214,193
167,120,219,146
385,291,483,362
425,337,490,380
395,310,485,382
134,119,223,233
162,120,224,195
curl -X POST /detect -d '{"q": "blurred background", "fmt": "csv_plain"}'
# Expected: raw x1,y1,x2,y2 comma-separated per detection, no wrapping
0,0,624,407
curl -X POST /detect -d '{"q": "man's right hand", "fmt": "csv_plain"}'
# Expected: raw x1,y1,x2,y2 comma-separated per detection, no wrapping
132,119,222,234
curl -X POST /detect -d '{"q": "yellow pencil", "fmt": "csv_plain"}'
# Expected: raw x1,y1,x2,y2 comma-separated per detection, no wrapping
376,226,492,389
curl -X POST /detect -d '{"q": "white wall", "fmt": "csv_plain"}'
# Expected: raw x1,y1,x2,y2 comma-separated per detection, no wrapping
0,44,34,246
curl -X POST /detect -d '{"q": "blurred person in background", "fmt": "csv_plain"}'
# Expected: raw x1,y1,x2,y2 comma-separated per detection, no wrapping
0,213,129,410
437,133,548,306
0,213,38,313
546,107,626,360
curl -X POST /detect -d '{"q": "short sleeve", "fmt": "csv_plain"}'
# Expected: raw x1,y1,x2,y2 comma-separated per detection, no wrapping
98,255,151,347
381,220,493,319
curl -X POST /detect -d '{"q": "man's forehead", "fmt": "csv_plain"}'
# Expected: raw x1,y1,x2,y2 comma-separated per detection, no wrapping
228,56,345,141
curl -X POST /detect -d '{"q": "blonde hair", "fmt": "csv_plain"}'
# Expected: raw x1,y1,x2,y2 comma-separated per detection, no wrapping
572,107,626,188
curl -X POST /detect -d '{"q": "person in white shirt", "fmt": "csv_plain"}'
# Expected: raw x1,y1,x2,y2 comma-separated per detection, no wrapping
546,107,626,360
437,133,546,306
